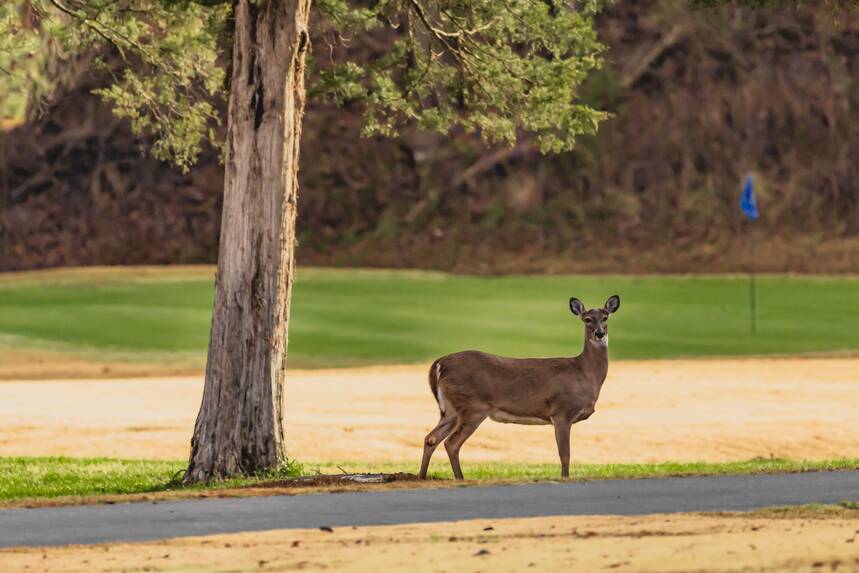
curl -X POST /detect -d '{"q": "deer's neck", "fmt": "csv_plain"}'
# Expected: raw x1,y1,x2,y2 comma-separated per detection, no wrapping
579,337,609,385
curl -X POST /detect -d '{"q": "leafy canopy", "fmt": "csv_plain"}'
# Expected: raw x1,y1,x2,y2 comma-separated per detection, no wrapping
0,0,227,169
1,0,608,168
314,0,608,153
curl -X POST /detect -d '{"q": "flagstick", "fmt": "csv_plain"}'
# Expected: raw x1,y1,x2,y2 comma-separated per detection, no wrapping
748,222,756,336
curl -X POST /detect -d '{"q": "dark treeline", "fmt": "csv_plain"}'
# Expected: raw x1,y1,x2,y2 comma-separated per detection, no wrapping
2,0,858,273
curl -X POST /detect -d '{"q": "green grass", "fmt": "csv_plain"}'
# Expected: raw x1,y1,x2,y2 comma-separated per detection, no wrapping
0,457,302,502
314,458,859,481
2,267,859,367
2,456,858,503
0,458,186,500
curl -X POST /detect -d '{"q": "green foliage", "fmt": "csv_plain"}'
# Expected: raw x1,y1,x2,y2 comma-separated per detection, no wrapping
90,2,228,168
0,0,227,169
314,0,609,152
7,1,851,168
3,267,859,367
0,2,52,120
2,0,609,165
315,0,380,32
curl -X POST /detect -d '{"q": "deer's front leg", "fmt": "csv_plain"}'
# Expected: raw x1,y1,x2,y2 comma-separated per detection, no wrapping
552,418,572,479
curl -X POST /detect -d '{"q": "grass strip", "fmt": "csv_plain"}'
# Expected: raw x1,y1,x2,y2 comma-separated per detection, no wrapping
3,456,858,504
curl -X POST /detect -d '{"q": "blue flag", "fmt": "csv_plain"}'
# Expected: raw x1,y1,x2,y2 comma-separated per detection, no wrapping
740,174,759,221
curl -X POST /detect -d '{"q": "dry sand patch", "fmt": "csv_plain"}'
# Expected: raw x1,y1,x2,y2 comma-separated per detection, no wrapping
0,358,857,463
0,348,200,381
2,513,858,572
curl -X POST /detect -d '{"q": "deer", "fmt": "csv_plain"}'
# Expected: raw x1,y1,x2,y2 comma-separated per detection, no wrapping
418,295,620,480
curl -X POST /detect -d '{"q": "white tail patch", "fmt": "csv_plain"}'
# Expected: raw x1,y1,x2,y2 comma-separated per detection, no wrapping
435,362,445,413
436,385,446,414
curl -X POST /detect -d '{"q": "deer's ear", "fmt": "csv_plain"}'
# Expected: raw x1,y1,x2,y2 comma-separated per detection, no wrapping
569,298,585,316
604,295,621,314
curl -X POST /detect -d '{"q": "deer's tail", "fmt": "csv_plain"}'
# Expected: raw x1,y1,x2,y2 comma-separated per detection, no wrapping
428,358,445,415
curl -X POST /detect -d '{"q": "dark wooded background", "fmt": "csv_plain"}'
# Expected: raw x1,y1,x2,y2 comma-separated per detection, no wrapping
2,0,858,273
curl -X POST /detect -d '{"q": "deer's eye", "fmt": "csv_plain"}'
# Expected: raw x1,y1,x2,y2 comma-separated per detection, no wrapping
585,317,593,324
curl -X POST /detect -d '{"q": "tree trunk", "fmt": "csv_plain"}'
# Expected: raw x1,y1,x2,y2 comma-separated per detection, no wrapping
186,0,311,482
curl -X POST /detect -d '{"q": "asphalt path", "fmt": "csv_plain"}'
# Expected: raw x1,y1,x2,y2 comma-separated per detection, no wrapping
1,471,857,548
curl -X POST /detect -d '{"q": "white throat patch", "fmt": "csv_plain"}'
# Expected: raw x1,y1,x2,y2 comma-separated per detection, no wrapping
589,336,608,347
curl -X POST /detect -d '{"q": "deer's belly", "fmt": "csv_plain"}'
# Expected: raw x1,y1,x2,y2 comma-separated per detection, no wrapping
489,410,551,425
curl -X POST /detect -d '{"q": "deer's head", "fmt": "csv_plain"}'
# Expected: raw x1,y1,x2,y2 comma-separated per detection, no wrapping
569,295,621,345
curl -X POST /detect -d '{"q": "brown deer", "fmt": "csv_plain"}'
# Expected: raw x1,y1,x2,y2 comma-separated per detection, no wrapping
418,295,620,480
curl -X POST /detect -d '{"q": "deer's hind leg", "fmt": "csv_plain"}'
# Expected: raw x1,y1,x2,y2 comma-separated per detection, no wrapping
444,413,486,480
419,413,457,479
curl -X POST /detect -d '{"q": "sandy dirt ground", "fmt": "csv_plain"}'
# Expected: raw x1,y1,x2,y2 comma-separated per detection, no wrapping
2,512,858,572
0,348,200,381
0,358,857,463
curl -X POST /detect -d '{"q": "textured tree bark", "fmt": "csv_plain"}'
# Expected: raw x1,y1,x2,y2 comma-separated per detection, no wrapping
186,0,311,482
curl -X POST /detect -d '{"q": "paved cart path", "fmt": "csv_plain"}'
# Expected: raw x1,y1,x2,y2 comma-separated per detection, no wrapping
1,471,857,548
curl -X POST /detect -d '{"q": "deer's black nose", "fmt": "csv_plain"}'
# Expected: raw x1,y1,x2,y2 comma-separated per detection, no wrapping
595,330,605,339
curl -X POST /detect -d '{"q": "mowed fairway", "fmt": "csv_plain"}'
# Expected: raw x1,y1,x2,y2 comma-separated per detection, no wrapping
1,266,859,371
